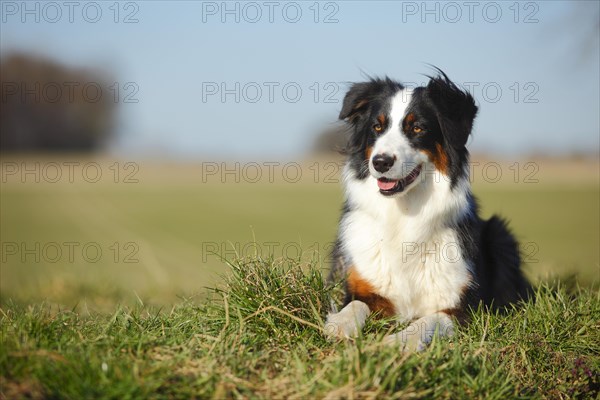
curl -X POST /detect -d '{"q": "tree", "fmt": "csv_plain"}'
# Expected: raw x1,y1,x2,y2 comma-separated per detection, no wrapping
0,53,115,152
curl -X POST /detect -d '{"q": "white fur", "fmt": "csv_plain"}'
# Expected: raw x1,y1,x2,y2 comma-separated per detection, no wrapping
324,300,370,339
329,88,473,349
370,90,429,182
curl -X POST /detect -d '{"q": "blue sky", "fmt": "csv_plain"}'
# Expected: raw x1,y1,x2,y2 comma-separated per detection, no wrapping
2,0,599,159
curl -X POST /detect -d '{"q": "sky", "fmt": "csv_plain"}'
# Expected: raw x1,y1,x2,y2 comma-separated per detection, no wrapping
1,0,599,159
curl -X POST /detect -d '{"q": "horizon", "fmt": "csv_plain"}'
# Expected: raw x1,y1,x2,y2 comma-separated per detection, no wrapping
1,1,599,159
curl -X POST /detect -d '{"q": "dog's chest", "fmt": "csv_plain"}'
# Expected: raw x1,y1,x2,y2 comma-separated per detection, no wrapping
341,208,471,321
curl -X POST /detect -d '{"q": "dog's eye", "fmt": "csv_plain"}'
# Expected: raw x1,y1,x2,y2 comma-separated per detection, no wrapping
373,124,383,133
413,126,423,134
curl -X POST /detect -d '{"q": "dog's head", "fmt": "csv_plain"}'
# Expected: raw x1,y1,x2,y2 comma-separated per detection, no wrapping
340,70,477,196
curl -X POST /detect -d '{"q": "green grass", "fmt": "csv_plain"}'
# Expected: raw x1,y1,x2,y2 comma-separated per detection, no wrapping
2,257,599,399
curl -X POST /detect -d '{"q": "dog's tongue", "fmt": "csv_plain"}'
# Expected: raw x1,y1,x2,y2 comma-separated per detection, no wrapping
377,179,398,191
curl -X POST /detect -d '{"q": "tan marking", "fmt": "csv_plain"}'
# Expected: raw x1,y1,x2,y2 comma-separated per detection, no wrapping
365,146,373,161
441,284,470,324
424,142,449,175
403,113,416,131
441,308,468,325
377,114,386,126
434,143,449,175
440,308,461,318
347,268,396,317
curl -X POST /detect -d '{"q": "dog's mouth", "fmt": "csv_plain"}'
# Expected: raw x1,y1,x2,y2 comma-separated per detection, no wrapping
377,164,423,196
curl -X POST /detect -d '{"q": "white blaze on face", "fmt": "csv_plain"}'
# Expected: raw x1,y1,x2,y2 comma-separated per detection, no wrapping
369,89,428,180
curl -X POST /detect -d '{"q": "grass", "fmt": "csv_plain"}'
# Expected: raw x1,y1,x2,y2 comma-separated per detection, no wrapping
1,256,599,399
1,156,599,398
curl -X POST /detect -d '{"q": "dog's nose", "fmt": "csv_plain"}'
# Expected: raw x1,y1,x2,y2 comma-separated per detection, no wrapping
372,154,395,173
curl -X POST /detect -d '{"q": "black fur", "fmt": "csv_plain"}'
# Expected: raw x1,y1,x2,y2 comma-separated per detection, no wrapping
455,196,532,316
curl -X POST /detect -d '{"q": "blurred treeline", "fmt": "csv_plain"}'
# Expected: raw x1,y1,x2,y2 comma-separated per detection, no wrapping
0,53,115,152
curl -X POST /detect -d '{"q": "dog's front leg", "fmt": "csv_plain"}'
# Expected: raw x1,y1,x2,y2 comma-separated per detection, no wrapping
383,312,455,352
324,300,370,339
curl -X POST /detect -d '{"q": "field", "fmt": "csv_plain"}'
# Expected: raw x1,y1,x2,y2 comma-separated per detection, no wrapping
1,155,599,398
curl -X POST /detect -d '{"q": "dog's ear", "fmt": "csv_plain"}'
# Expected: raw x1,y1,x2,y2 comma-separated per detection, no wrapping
426,72,478,148
339,82,373,122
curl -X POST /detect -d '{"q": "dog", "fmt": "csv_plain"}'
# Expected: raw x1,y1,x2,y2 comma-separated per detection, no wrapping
324,69,531,351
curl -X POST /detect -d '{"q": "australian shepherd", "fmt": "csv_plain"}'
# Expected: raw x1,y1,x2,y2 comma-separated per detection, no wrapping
325,69,531,351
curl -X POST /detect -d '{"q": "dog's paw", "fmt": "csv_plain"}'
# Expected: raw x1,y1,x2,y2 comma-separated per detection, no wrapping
324,301,370,340
324,312,360,339
383,313,455,353
383,327,428,352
